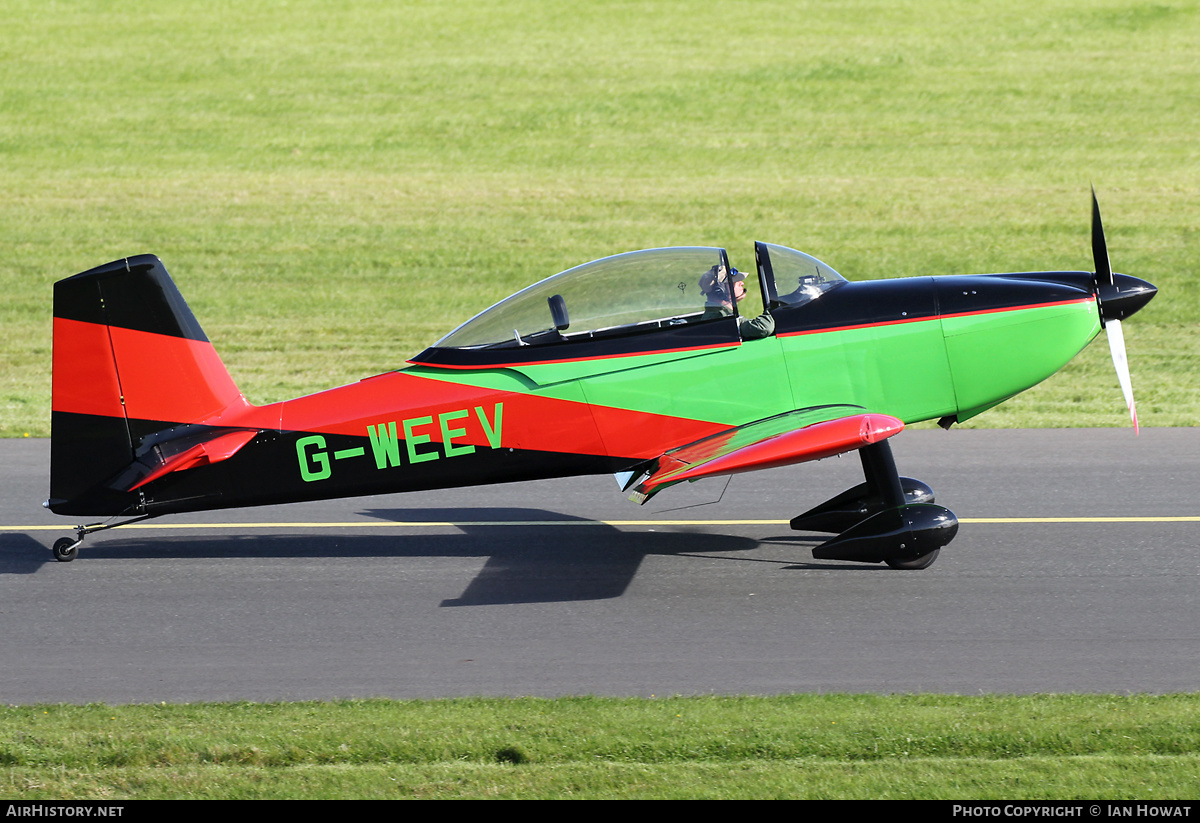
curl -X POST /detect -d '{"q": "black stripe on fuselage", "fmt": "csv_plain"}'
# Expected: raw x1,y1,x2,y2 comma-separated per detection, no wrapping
52,421,633,517
933,273,1094,317
772,278,938,335
136,429,630,516
773,275,1093,337
409,314,741,369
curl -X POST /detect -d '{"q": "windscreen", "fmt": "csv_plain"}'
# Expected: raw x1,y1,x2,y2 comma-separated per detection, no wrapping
760,243,846,308
435,247,730,348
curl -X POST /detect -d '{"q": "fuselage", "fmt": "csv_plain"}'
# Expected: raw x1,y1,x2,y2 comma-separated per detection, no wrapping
130,272,1106,515
49,247,1153,519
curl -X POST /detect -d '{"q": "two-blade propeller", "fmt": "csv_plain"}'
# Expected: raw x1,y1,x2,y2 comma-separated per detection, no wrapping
1091,189,1141,434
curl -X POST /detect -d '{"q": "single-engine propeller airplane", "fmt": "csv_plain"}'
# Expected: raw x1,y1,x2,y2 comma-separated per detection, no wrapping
46,193,1156,569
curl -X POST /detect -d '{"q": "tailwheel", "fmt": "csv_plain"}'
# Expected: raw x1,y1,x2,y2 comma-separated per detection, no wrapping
52,537,80,563
48,513,155,563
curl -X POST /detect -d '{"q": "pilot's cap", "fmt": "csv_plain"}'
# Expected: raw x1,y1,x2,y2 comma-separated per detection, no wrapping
699,266,745,295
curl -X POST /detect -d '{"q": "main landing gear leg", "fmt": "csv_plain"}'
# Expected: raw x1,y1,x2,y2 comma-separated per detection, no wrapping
790,441,958,570
52,514,154,562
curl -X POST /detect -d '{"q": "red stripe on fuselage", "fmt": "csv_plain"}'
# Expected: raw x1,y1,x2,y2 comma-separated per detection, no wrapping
247,371,728,460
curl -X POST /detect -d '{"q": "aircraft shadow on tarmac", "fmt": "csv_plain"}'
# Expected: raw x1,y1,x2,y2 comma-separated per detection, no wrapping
1,508,862,605
2,505,884,604
368,507,787,605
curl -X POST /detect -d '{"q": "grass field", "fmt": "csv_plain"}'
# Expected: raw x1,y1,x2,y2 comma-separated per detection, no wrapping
3,0,1199,801
2,0,1198,436
4,695,1200,799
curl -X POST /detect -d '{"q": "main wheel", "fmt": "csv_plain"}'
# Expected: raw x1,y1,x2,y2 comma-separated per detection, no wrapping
52,538,79,563
885,549,939,570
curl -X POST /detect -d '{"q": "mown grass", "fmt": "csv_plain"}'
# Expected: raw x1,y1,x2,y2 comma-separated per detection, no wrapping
2,4,1199,798
3,695,1200,799
1,0,1198,435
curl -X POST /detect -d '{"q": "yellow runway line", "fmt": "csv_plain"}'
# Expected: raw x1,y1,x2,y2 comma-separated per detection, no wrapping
5,516,1200,531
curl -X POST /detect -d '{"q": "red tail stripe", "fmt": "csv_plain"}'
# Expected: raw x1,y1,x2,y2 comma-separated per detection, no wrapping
51,318,125,418
52,319,248,422
108,324,247,422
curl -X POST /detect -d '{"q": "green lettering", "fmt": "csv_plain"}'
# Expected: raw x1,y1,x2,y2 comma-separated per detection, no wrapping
439,409,476,458
367,422,402,469
475,403,503,449
403,416,439,463
296,435,331,482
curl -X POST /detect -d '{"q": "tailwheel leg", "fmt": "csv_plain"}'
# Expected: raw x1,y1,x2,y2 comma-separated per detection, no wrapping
51,514,155,563
799,441,958,570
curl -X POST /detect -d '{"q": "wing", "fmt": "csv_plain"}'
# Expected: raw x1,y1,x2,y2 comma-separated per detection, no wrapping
621,405,904,503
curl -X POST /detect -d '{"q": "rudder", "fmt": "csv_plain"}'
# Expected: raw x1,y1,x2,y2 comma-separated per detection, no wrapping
49,255,250,515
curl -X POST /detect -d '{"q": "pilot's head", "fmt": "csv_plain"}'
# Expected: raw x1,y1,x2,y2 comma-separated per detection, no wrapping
699,266,746,307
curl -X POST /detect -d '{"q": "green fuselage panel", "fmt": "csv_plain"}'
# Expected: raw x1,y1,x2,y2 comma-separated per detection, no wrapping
779,318,958,425
404,292,1101,457
942,300,1100,420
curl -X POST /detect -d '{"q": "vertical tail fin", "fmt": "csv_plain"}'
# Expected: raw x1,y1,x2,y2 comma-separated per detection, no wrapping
50,255,251,515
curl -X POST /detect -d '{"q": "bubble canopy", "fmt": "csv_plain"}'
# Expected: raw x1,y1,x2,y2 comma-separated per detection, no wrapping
434,244,845,350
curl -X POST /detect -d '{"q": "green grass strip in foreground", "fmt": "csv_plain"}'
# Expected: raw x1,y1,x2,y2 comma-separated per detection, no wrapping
3,695,1199,799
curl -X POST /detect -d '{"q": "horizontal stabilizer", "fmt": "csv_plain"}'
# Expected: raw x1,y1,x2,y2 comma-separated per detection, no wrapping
125,429,259,491
627,406,904,503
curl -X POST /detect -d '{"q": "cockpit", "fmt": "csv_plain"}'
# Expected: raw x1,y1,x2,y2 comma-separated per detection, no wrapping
756,241,846,309
432,243,845,352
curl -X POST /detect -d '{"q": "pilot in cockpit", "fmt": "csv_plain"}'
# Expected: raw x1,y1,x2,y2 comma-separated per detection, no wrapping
698,266,775,340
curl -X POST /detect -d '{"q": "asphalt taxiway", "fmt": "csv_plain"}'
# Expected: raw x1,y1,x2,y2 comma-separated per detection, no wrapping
1,428,1197,703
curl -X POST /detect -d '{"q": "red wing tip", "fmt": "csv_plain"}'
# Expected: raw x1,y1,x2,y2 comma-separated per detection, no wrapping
860,414,906,443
